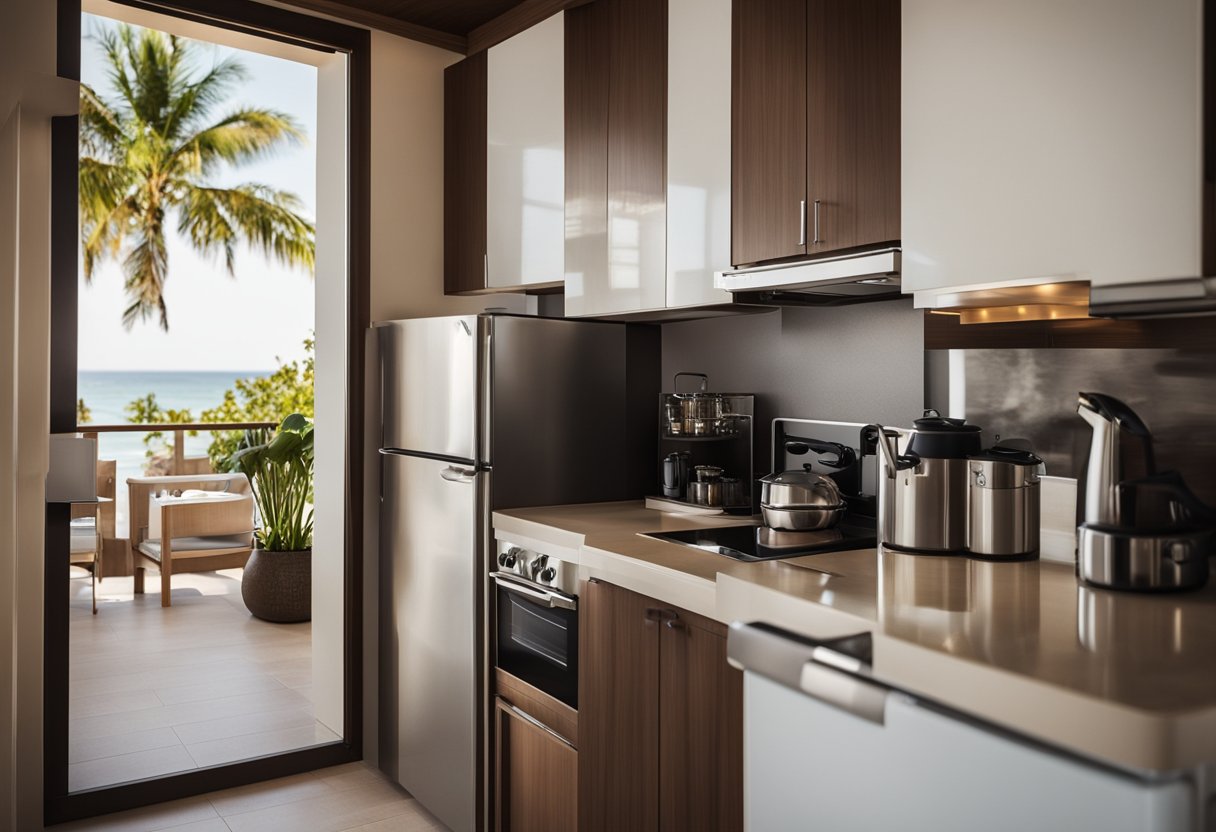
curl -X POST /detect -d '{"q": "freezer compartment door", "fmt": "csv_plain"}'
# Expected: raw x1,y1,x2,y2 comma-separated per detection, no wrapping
379,316,480,461
380,452,482,832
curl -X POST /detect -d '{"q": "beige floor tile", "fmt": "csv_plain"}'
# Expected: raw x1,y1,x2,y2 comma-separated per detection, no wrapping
69,689,164,720
54,796,219,832
186,722,342,769
67,571,319,790
68,744,199,792
69,726,182,765
172,704,319,746
222,777,416,832
154,673,285,706
207,771,335,817
315,761,391,793
338,801,447,832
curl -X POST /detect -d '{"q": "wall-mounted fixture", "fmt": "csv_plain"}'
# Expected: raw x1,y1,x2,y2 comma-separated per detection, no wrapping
918,280,1090,325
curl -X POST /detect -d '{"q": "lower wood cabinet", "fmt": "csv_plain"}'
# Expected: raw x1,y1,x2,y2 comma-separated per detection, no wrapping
495,696,578,832
579,579,743,832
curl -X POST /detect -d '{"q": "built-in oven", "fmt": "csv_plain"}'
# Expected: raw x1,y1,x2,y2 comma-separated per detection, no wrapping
491,539,578,709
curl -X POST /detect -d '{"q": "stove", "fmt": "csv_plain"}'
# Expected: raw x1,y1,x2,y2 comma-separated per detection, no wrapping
643,517,877,562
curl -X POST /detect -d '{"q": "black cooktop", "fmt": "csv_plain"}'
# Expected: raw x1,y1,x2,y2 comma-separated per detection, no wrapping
643,518,877,562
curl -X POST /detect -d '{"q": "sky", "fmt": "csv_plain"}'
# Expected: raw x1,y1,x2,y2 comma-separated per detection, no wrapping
78,13,318,372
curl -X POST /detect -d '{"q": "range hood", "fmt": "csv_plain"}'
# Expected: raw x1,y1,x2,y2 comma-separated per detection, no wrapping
1089,277,1216,318
715,248,902,304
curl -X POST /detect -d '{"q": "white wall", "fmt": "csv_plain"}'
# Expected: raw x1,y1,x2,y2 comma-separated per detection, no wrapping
311,50,349,738
1,1,77,828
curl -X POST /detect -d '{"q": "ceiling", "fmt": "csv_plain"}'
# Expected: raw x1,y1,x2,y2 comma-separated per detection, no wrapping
328,0,526,35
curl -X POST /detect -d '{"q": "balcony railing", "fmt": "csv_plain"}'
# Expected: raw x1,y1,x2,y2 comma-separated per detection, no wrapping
80,421,278,475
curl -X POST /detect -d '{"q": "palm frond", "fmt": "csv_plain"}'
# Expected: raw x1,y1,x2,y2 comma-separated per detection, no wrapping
177,183,315,274
121,216,171,331
79,157,140,281
166,57,248,141
171,109,303,177
79,83,129,161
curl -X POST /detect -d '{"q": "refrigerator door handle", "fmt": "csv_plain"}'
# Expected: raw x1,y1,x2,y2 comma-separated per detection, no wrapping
440,465,478,484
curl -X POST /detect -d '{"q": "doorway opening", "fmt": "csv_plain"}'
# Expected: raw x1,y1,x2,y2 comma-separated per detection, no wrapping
47,0,369,822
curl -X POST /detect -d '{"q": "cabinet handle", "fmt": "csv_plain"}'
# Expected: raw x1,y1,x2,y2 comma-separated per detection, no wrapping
501,700,576,749
812,200,821,244
645,608,664,622
661,609,685,630
798,200,807,246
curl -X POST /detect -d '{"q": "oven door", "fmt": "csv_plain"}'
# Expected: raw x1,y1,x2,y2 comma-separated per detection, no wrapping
493,573,578,709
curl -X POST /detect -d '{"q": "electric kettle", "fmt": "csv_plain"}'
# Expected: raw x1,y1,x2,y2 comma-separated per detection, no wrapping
1076,392,1214,591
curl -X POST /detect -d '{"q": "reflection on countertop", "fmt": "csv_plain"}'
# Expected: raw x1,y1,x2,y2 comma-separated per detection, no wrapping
496,500,1216,714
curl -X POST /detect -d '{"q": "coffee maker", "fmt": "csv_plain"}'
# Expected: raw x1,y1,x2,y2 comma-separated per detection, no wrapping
1076,392,1215,591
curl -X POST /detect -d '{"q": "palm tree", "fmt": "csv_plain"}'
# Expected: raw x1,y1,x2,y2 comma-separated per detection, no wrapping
80,24,314,331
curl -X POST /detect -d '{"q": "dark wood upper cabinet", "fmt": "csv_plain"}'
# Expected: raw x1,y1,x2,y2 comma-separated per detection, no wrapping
807,0,900,253
732,0,900,267
579,580,743,832
658,608,744,832
444,51,488,295
732,0,809,267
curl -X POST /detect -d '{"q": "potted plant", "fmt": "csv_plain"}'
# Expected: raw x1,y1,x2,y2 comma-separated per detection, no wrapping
227,413,314,622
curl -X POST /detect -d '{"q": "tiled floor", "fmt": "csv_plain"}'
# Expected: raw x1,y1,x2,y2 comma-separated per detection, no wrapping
69,568,339,792
55,762,447,831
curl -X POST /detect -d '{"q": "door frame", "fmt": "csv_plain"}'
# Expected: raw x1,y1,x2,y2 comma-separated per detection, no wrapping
44,0,370,823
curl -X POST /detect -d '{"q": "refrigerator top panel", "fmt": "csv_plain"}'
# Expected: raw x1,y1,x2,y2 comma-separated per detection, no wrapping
378,316,480,463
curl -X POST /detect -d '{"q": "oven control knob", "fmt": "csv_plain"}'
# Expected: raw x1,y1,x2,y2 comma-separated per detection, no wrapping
540,566,557,583
530,554,549,578
499,548,522,569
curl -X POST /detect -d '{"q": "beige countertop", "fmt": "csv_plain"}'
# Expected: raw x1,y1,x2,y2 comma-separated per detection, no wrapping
493,500,1216,774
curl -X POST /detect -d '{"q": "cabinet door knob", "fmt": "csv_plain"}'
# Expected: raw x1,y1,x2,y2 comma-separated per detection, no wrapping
644,608,664,622
662,609,685,630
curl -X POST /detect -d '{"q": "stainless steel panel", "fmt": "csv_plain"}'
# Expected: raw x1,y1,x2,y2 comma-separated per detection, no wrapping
380,452,480,832
968,483,1040,557
878,456,970,553
951,348,1216,507
378,317,479,461
1077,526,1210,591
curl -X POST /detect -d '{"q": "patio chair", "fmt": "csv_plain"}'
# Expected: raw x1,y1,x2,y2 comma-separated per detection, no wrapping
127,474,256,608
69,505,101,615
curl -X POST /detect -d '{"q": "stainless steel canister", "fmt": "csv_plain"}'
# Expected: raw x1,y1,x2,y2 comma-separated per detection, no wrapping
967,448,1042,558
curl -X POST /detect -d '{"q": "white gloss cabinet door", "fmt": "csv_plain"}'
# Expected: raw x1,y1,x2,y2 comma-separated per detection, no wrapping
486,13,564,289
665,0,732,309
902,0,1202,294
745,674,1194,832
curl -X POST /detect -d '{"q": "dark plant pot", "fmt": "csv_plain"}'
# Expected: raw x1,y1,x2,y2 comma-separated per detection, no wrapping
242,548,312,623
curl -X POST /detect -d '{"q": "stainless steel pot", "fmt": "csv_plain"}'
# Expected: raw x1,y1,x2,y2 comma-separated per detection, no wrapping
760,503,846,531
758,467,846,530
873,423,970,553
967,446,1042,558
689,477,744,507
759,467,842,507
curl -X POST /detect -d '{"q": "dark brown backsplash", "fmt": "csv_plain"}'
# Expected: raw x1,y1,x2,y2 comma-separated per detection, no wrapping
947,348,1216,506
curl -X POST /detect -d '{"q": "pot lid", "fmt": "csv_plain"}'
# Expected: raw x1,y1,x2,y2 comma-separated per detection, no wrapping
912,413,982,434
969,444,1042,467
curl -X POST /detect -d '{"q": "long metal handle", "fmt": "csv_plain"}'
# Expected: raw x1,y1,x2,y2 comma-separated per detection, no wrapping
812,199,821,244
500,700,576,749
440,465,477,483
727,621,886,725
491,572,577,610
798,200,807,246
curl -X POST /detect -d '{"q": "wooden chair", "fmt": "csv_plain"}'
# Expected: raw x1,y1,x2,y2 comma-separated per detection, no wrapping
127,474,255,608
69,504,102,614
68,452,116,614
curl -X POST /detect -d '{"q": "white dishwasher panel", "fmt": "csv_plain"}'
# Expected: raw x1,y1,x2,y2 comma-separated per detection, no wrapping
745,673,1194,832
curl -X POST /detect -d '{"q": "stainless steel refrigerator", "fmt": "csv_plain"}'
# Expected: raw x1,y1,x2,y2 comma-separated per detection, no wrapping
376,314,658,832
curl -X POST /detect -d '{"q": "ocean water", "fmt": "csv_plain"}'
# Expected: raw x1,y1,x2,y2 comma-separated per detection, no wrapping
78,370,269,536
